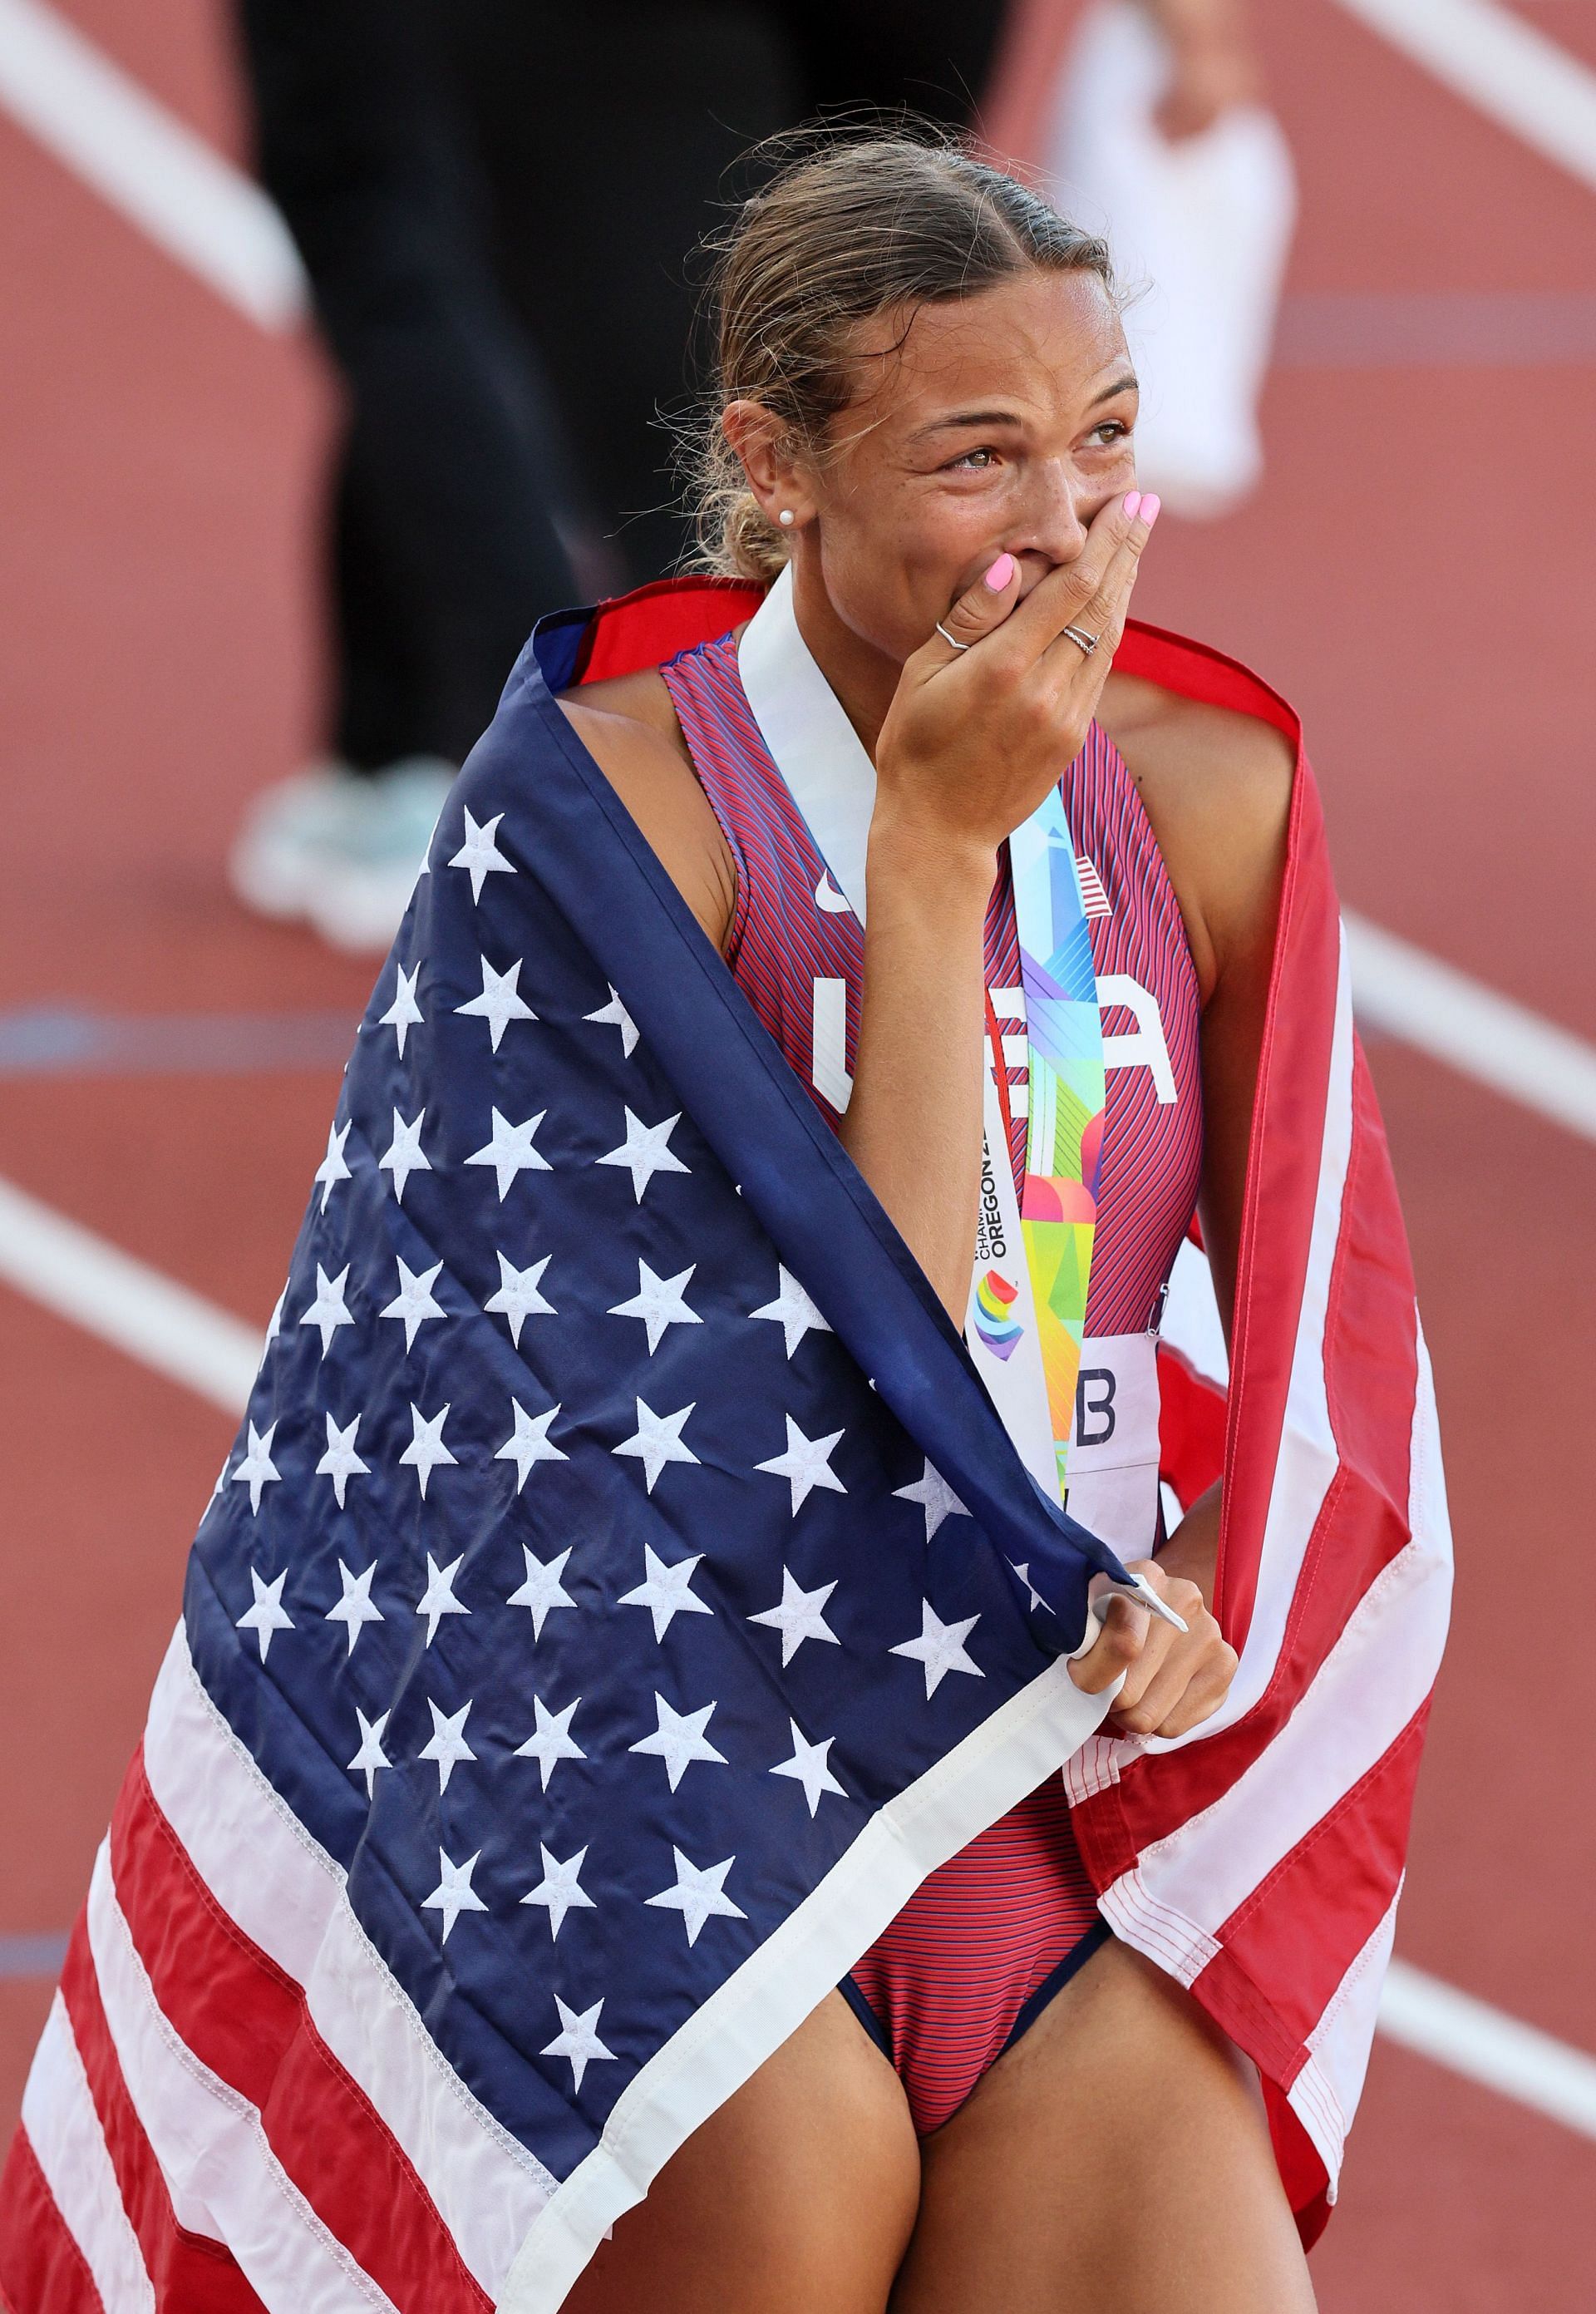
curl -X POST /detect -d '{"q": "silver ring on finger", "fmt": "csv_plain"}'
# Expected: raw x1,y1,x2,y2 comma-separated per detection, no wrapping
934,621,973,652
1061,624,1099,657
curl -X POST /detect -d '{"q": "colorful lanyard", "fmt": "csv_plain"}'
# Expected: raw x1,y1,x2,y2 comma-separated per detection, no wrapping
1008,792,1106,1500
736,565,1105,1507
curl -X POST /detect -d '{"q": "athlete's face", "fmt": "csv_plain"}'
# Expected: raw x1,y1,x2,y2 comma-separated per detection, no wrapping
800,269,1139,664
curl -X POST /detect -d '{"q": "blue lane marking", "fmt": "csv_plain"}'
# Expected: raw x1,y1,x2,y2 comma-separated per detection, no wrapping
0,1932,67,1979
0,1007,357,1077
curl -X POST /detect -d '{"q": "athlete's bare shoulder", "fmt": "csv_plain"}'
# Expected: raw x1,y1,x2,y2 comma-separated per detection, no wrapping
1098,670,1293,1001
558,669,736,952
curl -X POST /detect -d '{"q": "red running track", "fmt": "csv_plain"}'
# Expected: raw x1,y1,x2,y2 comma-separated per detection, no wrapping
0,2,1593,2304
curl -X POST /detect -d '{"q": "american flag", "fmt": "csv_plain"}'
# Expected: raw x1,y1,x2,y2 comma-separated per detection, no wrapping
0,593,1451,2304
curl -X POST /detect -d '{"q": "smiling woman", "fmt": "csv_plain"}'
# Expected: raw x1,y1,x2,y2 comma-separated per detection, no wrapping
552,131,1335,2314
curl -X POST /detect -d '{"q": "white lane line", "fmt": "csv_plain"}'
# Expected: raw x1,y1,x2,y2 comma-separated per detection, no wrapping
0,0,304,329
0,1174,262,1414
1381,1960,1596,2138
1332,0,1596,195
1347,911,1596,1146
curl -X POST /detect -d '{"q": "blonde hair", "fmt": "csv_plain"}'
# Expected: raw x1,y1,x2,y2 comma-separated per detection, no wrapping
687,128,1115,582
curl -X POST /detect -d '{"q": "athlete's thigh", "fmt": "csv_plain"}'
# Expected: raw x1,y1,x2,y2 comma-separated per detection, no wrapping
562,1989,920,2314
890,1939,1316,2314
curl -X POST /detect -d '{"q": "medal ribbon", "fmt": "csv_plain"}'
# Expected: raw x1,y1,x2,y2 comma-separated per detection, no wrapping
1007,792,1106,1502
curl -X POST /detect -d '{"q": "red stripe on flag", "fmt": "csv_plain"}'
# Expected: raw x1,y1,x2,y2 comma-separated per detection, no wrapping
1213,1706,1431,2051
0,2124,104,2314
1217,772,1343,1652
58,1907,264,2314
108,1751,491,2314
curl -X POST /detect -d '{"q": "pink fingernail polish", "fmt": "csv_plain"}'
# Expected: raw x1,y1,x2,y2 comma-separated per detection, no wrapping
984,553,1016,590
1140,494,1162,530
1123,491,1142,520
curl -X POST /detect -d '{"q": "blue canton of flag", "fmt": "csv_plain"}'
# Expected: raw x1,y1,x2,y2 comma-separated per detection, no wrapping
179,624,1134,2306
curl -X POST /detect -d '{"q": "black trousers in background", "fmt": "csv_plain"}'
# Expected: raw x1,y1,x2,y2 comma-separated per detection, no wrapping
236,0,579,772
234,1,1005,772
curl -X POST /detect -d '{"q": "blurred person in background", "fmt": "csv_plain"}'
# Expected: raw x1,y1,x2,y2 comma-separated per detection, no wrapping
983,0,1295,516
227,0,581,955
227,0,1010,955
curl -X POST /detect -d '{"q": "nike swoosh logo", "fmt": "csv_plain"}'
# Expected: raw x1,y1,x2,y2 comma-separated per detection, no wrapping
815,871,853,915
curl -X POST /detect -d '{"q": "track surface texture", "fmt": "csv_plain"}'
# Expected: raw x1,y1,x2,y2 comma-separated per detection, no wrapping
0,2,1592,2305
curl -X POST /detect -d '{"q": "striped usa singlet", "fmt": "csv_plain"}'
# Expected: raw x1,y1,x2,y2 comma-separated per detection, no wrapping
660,629,1203,2134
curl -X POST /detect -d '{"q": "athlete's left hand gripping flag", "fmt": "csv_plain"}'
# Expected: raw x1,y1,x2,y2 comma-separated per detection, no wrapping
0,603,1140,2314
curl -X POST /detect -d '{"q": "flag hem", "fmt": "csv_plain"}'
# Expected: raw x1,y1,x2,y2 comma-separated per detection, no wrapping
498,1655,1117,2311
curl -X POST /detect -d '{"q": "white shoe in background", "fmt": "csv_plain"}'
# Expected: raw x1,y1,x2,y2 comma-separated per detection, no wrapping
229,757,456,955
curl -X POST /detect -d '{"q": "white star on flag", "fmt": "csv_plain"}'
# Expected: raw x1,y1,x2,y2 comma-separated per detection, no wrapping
1012,1562,1049,1615
421,1848,488,1943
541,1996,615,2092
379,1256,447,1350
298,1266,355,1359
749,1267,831,1358
608,1259,702,1354
506,1544,578,1638
484,1249,555,1343
770,1719,847,1816
401,1402,457,1497
236,1566,292,1660
521,1846,597,1941
316,1411,370,1507
379,961,424,1054
455,954,536,1050
597,1108,690,1201
748,1569,840,1665
613,1399,700,1494
628,1693,727,1790
325,1558,383,1654
889,1601,985,1698
466,1108,550,1200
515,1695,585,1789
347,1707,391,1799
415,1552,469,1645
313,1120,352,1211
495,1399,568,1492
894,1458,970,1541
449,807,515,901
618,1544,712,1641
231,1421,281,1514
645,1848,746,1946
755,1414,846,1515
379,1108,431,1204
420,1698,476,1793
584,985,638,1056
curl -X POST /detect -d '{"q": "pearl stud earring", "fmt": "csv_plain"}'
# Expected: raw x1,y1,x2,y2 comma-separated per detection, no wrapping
777,509,796,526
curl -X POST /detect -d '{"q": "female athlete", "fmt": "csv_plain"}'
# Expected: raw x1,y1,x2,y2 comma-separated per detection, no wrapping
558,132,1315,2314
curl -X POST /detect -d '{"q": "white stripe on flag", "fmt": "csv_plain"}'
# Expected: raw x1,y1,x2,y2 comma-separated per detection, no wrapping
1292,1887,1403,2182
20,1990,155,2312
142,1627,551,2296
1123,1531,1450,1939
86,1841,400,2314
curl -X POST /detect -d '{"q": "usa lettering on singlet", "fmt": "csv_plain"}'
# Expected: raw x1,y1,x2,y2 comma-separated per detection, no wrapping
812,967,1179,1554
693,569,1193,1564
